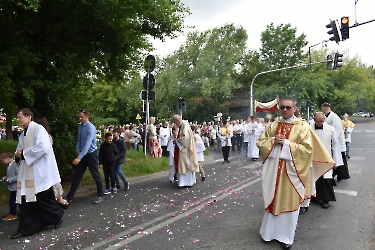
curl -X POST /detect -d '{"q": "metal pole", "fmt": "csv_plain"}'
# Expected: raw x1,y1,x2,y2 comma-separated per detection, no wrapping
250,59,329,116
144,73,150,158
355,0,358,27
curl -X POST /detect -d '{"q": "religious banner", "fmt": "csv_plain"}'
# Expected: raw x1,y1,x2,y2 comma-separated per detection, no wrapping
255,98,279,113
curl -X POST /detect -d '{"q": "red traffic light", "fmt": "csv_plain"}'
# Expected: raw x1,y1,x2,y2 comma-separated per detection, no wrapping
341,16,349,41
341,17,349,25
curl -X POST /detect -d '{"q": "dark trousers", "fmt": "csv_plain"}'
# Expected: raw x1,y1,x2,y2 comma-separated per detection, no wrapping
9,190,17,215
18,187,64,235
103,164,116,190
67,152,103,200
236,133,243,152
244,142,248,156
161,145,169,157
231,136,237,151
222,146,230,161
333,152,350,181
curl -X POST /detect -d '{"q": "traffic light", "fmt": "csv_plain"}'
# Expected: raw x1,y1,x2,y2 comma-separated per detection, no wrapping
326,20,340,43
341,16,349,41
326,54,333,70
333,53,343,70
178,98,184,108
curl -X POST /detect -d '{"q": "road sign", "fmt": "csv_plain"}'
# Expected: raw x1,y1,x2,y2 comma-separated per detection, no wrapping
143,73,155,90
136,113,142,120
141,90,156,100
144,55,155,72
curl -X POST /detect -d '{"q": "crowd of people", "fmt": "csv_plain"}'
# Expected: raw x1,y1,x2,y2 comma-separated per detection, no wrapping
0,101,356,246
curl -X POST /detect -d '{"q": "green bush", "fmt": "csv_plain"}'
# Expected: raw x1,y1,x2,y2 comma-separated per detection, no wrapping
0,140,19,206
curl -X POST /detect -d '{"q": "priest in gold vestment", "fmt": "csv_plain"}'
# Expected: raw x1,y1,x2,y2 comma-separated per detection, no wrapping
173,115,199,188
256,98,335,249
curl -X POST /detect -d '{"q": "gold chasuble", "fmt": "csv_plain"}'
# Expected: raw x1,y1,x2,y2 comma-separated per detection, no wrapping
257,118,334,216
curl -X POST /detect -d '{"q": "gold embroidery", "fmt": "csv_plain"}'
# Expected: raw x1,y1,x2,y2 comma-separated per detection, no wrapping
275,122,294,139
25,180,35,188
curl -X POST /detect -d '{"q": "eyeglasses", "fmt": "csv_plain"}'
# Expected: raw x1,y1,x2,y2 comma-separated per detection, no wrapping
279,106,294,110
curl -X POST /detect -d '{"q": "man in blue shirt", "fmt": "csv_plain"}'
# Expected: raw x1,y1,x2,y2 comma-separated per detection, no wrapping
65,109,104,204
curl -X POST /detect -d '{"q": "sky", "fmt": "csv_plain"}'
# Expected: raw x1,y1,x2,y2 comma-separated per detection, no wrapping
152,0,375,66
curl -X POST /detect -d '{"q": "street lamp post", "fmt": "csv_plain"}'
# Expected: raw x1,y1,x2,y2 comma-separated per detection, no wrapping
250,59,329,116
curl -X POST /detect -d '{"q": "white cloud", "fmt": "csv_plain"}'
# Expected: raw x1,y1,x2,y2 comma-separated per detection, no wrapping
152,0,375,66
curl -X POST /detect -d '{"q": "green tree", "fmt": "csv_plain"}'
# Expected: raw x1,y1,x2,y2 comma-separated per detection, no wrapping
0,0,188,177
153,24,248,120
260,23,307,69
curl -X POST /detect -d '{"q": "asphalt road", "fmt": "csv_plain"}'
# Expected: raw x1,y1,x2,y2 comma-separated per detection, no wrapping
1,117,375,250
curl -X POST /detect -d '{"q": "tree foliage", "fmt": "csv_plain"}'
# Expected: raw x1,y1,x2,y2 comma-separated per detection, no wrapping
0,0,189,177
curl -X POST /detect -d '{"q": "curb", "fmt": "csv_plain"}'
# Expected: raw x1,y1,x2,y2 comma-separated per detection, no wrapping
0,155,215,216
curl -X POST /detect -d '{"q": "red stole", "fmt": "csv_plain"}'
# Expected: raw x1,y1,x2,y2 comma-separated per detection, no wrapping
174,127,181,173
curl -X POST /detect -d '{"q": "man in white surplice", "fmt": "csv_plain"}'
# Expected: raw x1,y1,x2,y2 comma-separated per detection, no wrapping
11,108,64,239
159,121,171,157
246,116,261,161
311,112,342,208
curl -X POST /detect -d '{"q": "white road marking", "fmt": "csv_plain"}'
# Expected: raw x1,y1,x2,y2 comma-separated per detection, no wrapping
334,189,358,196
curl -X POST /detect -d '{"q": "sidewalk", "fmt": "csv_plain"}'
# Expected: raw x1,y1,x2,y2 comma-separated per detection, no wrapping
0,155,214,216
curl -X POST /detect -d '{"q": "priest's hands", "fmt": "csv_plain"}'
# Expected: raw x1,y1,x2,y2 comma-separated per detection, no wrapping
275,134,285,145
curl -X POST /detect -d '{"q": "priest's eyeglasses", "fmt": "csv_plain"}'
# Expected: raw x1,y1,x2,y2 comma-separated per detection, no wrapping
279,106,294,110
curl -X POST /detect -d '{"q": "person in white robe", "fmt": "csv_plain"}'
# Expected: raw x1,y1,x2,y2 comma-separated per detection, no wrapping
167,125,178,183
321,102,350,180
191,126,206,182
173,115,199,188
11,108,64,239
242,117,251,156
312,112,343,208
300,112,343,214
246,116,260,161
159,121,171,157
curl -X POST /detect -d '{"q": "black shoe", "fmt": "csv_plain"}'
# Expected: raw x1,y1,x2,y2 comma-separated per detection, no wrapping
321,202,329,209
281,242,292,249
201,176,205,182
299,207,308,215
64,197,73,203
54,215,64,229
347,155,350,159
57,201,69,210
226,160,230,163
174,174,178,181
11,232,28,239
124,182,129,191
116,185,121,189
